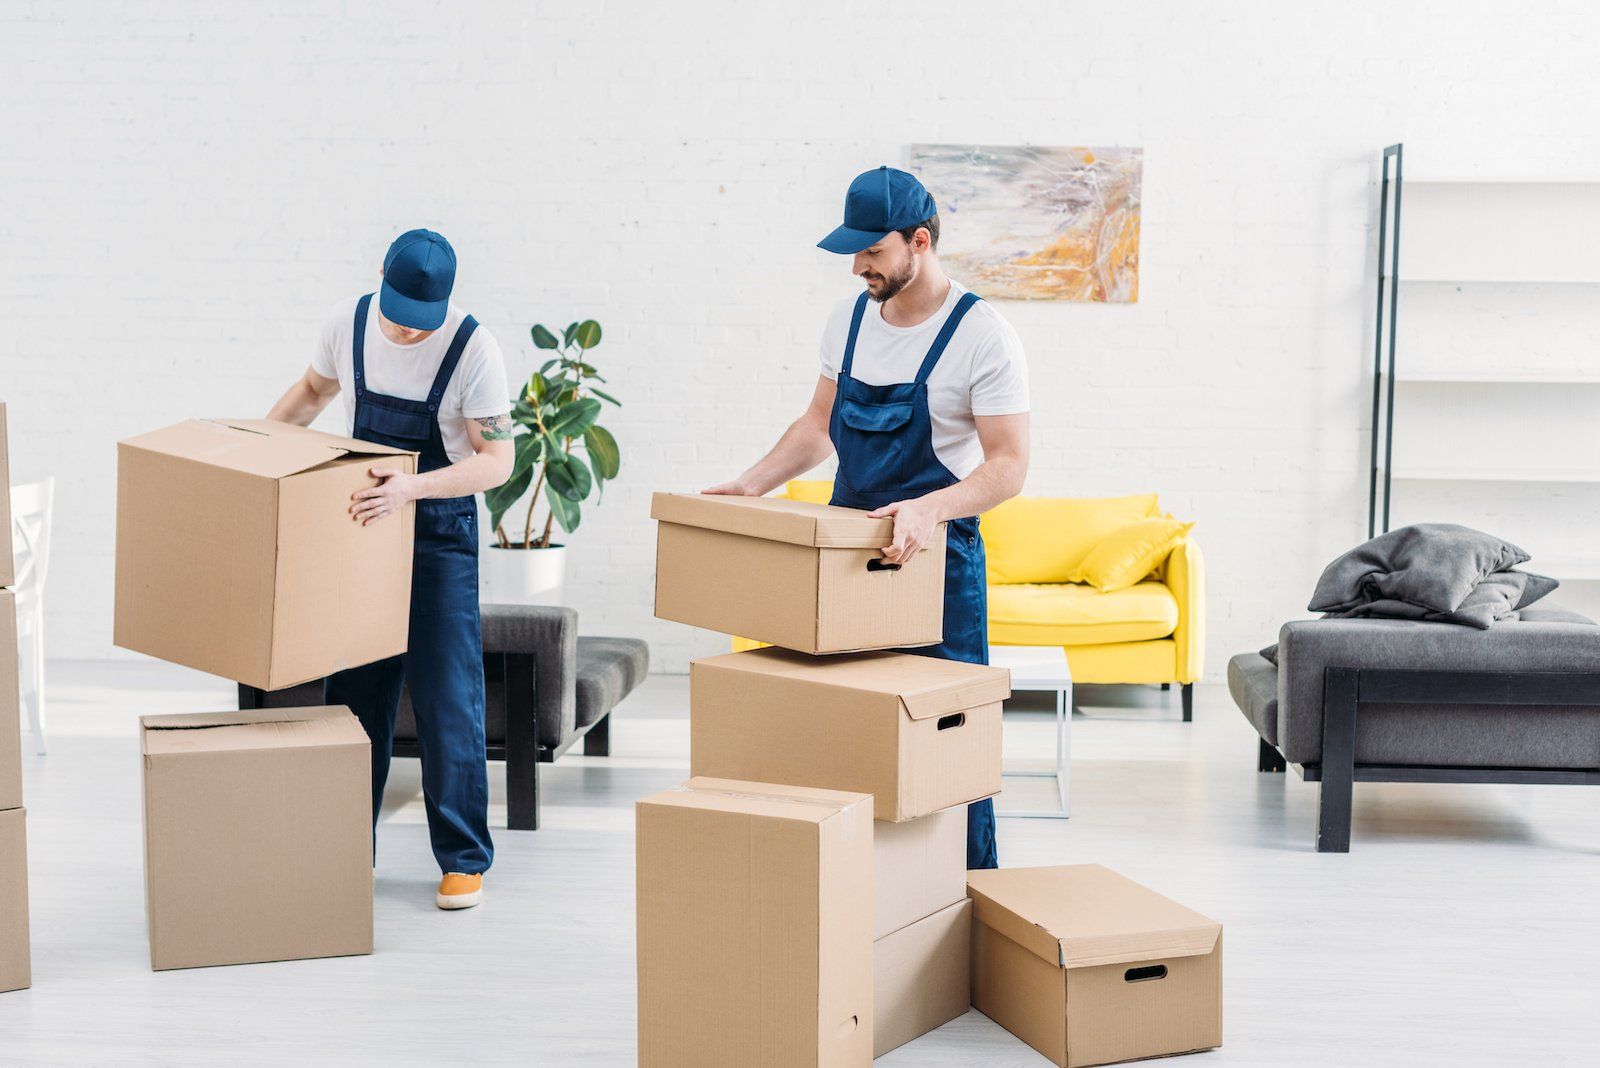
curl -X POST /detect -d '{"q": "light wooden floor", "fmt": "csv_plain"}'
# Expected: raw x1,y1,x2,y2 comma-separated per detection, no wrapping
2,661,1597,1067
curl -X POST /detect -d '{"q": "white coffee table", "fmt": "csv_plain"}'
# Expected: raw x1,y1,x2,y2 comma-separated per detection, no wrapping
989,644,1073,819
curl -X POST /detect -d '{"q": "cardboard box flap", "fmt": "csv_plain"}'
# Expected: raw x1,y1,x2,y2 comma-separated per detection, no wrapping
651,491,896,548
649,776,874,824
968,864,1221,969
141,706,368,755
696,647,1009,720
121,418,411,481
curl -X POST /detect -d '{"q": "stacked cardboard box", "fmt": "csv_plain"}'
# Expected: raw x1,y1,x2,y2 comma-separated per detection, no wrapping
647,493,1010,1064
0,401,31,994
115,417,416,970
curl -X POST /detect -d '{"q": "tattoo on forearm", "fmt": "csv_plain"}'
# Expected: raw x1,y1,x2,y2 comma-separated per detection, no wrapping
476,414,513,441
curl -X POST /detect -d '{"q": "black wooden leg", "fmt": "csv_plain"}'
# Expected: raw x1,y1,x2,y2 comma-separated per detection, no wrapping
1160,683,1171,692
583,713,612,757
1181,683,1193,722
238,684,266,710
1258,737,1287,773
505,653,541,831
1317,667,1358,853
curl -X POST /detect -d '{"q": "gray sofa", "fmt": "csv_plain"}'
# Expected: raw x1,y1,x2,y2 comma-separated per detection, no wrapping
239,604,649,831
1229,605,1600,851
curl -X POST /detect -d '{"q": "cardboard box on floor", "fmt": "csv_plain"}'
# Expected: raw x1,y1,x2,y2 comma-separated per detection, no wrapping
636,777,873,1067
0,401,12,587
874,804,966,940
115,418,418,692
0,807,29,994
875,898,971,1058
691,647,1009,821
141,706,372,971
652,492,945,654
968,865,1223,1068
0,590,20,812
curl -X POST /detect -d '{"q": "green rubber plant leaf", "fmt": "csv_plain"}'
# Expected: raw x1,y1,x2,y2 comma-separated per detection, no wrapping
546,451,593,501
548,396,601,438
562,321,579,347
531,323,560,349
590,387,621,407
583,425,620,480
546,482,581,533
574,319,602,350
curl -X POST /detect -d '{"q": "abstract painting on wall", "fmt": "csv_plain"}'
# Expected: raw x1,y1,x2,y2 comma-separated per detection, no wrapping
908,144,1142,302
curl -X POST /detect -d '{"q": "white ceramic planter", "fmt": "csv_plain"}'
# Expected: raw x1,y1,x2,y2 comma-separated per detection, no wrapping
480,541,568,605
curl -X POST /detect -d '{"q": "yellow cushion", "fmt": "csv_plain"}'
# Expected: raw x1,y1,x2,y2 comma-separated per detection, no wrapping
987,580,1179,646
980,494,1159,584
1064,639,1178,684
1069,518,1195,593
783,479,834,504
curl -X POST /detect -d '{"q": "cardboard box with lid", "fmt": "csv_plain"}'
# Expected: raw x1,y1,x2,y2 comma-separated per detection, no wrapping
652,492,946,654
635,777,874,1068
0,807,28,993
115,418,418,691
691,646,1009,821
968,865,1224,1068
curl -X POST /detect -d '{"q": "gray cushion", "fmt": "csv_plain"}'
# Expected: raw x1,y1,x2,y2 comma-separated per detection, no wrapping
1271,606,1600,766
1227,653,1279,746
575,637,650,728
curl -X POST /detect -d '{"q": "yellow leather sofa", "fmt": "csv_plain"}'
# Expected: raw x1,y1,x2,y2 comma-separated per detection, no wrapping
775,481,1204,720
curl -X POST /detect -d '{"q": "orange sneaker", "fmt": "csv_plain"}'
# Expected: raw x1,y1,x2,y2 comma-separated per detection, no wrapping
436,872,483,910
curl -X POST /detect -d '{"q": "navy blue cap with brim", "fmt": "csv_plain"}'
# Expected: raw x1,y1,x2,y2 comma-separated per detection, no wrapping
379,229,457,330
817,166,938,254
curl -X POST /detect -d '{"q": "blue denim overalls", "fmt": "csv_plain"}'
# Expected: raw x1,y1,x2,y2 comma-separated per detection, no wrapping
828,288,997,869
325,292,494,876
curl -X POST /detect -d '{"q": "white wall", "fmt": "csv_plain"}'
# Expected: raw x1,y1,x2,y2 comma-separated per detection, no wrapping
5,1,1600,676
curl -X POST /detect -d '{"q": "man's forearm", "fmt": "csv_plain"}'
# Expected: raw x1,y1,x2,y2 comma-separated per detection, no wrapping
916,454,1027,522
267,379,330,427
409,450,511,499
732,417,834,496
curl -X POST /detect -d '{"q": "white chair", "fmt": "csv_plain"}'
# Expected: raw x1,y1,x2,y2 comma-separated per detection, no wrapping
10,478,53,755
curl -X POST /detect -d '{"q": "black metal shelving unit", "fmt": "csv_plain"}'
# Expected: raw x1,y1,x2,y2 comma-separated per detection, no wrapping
1368,142,1403,539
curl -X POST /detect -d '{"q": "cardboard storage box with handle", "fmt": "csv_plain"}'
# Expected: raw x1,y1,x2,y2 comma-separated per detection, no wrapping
968,864,1223,1068
635,777,874,1068
690,647,1009,821
0,589,19,812
141,706,373,971
874,897,971,1058
652,492,945,654
115,418,418,691
0,807,29,993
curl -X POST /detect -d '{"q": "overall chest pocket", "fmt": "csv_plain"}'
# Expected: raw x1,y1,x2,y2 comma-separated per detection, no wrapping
357,397,434,444
835,398,915,495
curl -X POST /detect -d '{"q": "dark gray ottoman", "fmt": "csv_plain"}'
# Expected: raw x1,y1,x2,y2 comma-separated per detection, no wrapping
1229,605,1600,851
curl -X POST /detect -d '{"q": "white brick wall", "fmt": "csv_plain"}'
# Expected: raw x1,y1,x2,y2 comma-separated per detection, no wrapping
4,1,1599,676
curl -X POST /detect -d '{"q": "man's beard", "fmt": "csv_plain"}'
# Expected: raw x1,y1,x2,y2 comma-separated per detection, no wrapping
864,253,916,303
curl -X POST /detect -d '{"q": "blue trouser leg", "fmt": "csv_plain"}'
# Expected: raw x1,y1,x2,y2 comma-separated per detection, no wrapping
325,654,406,863
898,516,998,870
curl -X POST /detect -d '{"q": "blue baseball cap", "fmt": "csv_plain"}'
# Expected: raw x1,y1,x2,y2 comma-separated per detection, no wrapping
817,166,938,254
380,229,456,330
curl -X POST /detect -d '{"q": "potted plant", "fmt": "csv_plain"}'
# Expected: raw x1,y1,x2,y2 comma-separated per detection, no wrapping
479,318,621,604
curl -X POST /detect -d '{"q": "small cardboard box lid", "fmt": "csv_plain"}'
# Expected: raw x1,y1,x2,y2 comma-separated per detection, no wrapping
651,491,902,549
140,706,370,756
967,864,1221,969
693,647,1011,722
120,418,412,481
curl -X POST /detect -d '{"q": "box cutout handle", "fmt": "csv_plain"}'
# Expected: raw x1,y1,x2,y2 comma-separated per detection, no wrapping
866,558,901,573
835,1015,858,1038
936,712,966,731
1125,964,1168,983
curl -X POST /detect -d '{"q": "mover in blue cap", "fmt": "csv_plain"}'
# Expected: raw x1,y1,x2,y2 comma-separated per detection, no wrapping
268,228,513,910
707,166,1033,868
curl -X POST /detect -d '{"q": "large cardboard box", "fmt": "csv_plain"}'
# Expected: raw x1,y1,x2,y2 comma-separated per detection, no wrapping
115,418,418,691
968,865,1223,1068
874,804,966,939
636,777,873,1067
652,492,945,654
0,590,19,812
0,401,12,587
0,808,28,994
874,898,971,1057
141,706,373,971
691,647,1009,821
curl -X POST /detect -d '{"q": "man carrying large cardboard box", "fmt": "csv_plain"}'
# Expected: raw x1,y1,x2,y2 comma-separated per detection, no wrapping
268,229,512,910
707,167,1031,868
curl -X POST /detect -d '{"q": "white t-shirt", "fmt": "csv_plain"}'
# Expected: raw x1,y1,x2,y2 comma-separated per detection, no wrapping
313,295,511,464
819,280,1030,479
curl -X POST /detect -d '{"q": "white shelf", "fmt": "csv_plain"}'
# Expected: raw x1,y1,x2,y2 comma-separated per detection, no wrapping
1381,466,1600,484
1398,276,1600,285
1403,178,1600,188
1398,181,1600,284
1388,371,1600,385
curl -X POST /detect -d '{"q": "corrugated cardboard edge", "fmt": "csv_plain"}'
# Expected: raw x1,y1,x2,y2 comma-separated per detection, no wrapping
899,670,1013,721
651,491,896,548
0,401,12,587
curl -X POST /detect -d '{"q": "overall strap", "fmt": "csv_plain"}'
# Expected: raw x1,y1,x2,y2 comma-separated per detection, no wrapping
352,293,373,398
914,291,983,384
425,315,480,413
838,291,871,378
